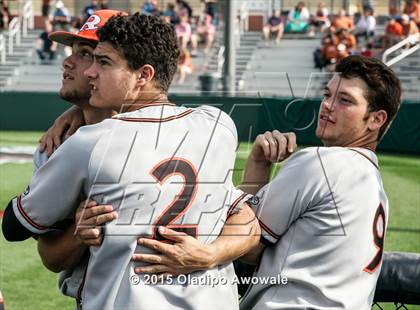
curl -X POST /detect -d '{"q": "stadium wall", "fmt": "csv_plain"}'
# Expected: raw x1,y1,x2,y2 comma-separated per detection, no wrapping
0,92,419,154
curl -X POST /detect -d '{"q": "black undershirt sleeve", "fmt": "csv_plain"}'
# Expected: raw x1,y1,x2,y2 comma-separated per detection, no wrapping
2,199,35,241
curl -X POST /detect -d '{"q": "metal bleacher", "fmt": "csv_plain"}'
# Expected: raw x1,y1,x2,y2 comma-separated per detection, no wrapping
240,37,324,97
1,1,418,100
383,33,420,101
0,1,41,91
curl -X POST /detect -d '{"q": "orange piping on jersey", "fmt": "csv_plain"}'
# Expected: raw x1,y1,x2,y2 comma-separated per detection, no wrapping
227,192,248,218
258,219,280,240
16,195,49,230
113,109,193,123
349,148,379,170
138,102,176,109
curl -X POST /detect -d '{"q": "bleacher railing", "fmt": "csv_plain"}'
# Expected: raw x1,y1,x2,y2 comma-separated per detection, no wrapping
238,1,249,36
217,46,225,75
383,33,420,67
8,17,21,55
22,0,34,38
0,34,6,65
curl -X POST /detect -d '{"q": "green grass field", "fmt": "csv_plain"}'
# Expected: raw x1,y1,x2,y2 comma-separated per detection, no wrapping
0,132,419,309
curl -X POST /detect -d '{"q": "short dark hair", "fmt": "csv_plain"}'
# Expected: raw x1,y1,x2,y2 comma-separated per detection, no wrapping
336,55,402,141
97,13,180,93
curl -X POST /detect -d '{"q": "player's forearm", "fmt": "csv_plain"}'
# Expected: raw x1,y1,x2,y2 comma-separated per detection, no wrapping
239,158,272,195
37,224,87,273
206,203,261,268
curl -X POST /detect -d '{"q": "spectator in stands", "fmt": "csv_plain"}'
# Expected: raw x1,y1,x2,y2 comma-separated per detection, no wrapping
0,0,10,30
336,28,357,51
354,8,376,41
204,0,219,25
403,0,420,26
332,8,354,31
401,13,420,35
83,0,99,20
52,1,71,32
383,17,404,48
70,16,83,31
389,0,402,17
163,3,179,24
308,1,330,36
99,0,109,9
285,1,310,33
176,13,193,48
141,0,160,16
320,34,348,71
36,20,57,62
361,41,374,56
321,34,337,60
42,0,53,20
176,0,193,20
196,13,216,53
263,9,284,46
177,48,194,84
362,0,374,12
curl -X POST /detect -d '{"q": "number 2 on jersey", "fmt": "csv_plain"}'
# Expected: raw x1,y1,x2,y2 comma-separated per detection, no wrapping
363,203,386,274
150,157,198,241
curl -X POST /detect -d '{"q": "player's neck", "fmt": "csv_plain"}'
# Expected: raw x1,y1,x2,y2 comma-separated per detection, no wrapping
124,92,170,113
332,135,378,152
83,105,114,125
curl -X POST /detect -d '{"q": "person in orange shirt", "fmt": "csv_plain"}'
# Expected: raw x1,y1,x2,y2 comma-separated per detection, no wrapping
177,48,193,84
321,33,349,71
383,17,404,48
332,9,354,30
336,28,357,51
403,0,420,26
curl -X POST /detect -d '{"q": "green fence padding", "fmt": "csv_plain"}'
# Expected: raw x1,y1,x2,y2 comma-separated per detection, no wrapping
1,92,419,154
0,92,71,131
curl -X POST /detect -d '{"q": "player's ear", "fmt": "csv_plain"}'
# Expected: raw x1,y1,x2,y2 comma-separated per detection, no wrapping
136,65,155,88
367,109,387,132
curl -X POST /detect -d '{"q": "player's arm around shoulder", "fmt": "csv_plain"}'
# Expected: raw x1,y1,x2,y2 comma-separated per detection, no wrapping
39,105,85,157
2,124,107,242
37,199,118,272
130,199,261,276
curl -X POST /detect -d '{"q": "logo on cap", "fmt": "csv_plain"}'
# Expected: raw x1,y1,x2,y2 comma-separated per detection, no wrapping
80,14,101,32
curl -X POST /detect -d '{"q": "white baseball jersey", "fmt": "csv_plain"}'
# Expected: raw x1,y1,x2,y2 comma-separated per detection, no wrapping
34,144,89,300
12,104,249,310
240,147,388,310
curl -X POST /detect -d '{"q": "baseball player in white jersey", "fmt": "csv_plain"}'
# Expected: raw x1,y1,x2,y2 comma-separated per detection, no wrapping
123,56,402,309
32,9,127,301
2,13,259,309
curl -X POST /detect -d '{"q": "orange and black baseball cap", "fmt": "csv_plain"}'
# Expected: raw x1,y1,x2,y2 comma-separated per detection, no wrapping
49,9,128,46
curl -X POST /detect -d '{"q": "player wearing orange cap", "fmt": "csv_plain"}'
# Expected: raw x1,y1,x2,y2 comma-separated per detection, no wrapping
35,9,127,305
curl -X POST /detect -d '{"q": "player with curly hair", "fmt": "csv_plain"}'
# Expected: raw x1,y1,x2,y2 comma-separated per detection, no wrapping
2,13,260,309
